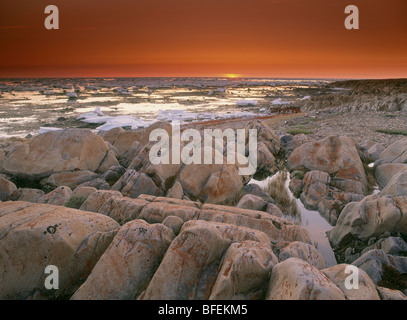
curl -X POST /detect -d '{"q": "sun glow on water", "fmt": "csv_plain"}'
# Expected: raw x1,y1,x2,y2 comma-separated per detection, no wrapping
223,74,241,79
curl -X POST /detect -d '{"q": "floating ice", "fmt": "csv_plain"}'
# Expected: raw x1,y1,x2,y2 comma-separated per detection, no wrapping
38,127,62,134
271,98,290,105
78,108,155,131
236,100,258,106
67,92,78,99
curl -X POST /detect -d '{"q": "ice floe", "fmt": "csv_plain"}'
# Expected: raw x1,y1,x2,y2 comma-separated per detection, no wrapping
236,100,258,106
77,107,258,132
77,108,155,131
38,127,63,134
271,98,291,105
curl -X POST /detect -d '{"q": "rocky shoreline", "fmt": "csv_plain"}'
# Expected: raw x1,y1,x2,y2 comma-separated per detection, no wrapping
1,79,407,300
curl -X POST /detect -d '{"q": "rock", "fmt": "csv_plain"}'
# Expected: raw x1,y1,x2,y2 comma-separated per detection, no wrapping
256,141,277,173
244,119,280,155
289,176,303,197
287,136,368,194
142,220,271,300
375,138,407,166
120,141,143,167
282,133,310,157
276,241,326,269
322,264,380,300
72,186,97,199
351,249,407,284
244,120,280,174
300,180,328,210
99,166,126,186
105,141,120,158
178,150,243,204
375,163,407,188
139,201,200,224
79,190,122,212
166,181,183,199
265,258,345,300
103,127,140,157
0,177,17,201
236,194,268,211
78,178,110,190
97,196,149,225
43,170,99,189
380,237,407,255
0,149,5,169
1,129,118,178
0,201,119,299
367,143,385,162
112,170,162,198
71,220,174,300
380,167,407,196
376,286,407,300
97,150,120,173
152,196,202,209
241,184,275,203
162,215,184,234
328,195,407,247
360,140,376,151
209,241,278,300
137,121,172,146
10,188,45,203
38,186,73,206
265,203,283,218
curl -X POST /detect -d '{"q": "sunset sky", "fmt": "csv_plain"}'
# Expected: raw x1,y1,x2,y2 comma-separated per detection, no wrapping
0,0,406,78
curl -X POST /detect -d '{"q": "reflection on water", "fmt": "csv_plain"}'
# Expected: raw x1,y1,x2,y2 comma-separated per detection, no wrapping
0,77,334,138
249,171,337,268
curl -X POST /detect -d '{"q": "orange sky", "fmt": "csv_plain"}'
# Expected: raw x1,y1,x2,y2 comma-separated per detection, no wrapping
0,0,406,78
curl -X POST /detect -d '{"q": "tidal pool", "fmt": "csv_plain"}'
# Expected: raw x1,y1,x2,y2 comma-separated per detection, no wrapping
249,171,337,267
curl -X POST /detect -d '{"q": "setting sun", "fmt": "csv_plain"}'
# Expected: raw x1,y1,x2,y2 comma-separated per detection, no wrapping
223,74,242,79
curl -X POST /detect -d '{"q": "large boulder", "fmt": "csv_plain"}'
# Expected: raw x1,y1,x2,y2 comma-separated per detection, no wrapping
71,220,175,300
10,188,45,203
322,264,380,300
43,170,100,189
0,201,119,299
37,186,73,206
287,136,368,194
265,258,346,300
236,194,269,211
367,143,385,162
141,220,271,300
209,241,278,300
380,167,407,197
97,196,149,225
275,241,326,269
374,138,407,167
177,147,244,204
1,129,119,179
79,190,122,212
244,120,280,174
376,286,407,300
351,249,407,284
287,136,368,224
112,170,163,198
375,163,407,189
0,177,17,201
328,195,407,247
